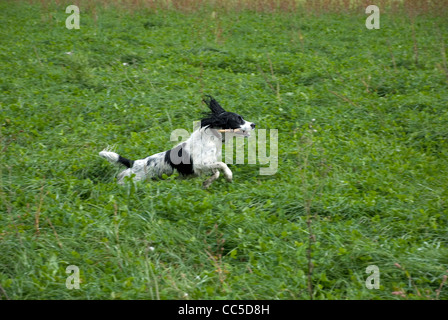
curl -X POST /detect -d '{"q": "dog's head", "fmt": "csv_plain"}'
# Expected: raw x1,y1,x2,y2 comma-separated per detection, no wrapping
200,95,256,137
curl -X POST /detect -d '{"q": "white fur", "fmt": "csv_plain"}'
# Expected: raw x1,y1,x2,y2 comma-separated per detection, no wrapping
99,149,119,163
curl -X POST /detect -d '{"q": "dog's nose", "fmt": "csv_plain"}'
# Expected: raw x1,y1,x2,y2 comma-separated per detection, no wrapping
251,123,256,129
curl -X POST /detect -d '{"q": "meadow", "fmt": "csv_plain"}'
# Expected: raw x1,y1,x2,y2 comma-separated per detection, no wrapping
0,0,447,300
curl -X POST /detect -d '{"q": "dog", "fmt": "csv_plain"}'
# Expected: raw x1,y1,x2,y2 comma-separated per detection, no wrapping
99,96,256,188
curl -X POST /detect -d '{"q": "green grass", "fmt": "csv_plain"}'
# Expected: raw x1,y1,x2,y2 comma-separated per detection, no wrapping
1,0,448,300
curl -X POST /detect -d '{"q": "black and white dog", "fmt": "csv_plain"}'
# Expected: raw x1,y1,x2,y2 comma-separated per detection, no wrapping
99,96,256,188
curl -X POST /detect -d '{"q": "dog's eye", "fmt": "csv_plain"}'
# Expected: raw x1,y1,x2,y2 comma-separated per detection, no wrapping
238,116,243,122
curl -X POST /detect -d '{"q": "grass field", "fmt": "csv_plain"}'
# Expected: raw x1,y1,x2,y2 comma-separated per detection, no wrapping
1,0,448,300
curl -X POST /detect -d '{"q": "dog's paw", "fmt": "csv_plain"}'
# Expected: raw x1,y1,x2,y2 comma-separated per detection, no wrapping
203,180,212,189
223,168,232,182
224,173,232,183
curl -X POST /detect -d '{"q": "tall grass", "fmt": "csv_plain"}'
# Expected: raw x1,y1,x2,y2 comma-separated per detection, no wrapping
24,0,448,15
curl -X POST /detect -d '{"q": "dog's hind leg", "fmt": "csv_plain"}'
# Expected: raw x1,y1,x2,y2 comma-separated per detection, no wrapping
117,169,131,185
202,169,220,189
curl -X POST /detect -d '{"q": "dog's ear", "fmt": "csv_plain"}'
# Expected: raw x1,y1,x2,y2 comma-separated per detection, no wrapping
201,116,225,128
202,95,226,114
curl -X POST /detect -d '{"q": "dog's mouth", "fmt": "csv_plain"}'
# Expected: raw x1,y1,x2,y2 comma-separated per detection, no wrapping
218,128,251,137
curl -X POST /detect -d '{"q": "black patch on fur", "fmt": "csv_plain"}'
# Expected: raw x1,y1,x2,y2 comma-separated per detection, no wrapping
118,155,134,168
164,144,194,175
146,157,155,166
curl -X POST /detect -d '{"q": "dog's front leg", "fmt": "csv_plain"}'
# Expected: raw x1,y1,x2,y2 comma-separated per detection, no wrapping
212,162,232,182
218,162,233,182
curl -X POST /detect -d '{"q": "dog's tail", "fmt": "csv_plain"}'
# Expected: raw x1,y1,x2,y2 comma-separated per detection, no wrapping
99,148,134,168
